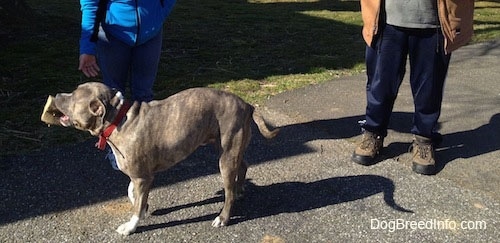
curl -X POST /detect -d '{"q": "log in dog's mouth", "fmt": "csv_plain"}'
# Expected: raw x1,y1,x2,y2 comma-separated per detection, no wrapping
40,95,71,127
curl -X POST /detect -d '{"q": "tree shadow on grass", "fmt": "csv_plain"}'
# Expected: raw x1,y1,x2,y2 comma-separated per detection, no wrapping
156,0,365,94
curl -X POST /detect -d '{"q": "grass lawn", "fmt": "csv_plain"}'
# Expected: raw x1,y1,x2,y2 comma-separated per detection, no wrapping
1,0,500,156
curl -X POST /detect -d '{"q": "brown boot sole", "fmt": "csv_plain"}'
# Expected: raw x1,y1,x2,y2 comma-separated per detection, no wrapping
352,153,378,166
412,162,436,175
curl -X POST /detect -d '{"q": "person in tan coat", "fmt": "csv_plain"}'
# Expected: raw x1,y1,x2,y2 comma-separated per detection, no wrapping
352,0,474,175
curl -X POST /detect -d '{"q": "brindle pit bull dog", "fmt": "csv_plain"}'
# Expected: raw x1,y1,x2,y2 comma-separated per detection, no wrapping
43,82,279,235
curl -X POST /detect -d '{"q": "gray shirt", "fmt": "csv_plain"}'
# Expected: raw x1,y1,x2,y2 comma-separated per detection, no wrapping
385,0,439,28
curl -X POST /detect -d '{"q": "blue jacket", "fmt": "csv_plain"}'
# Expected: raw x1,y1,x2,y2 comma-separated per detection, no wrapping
80,0,176,55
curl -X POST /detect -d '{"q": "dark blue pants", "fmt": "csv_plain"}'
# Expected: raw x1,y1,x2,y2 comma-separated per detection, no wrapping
363,24,451,139
97,30,163,102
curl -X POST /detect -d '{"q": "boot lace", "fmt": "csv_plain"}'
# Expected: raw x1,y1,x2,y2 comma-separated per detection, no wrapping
410,142,433,160
360,133,380,150
417,144,432,160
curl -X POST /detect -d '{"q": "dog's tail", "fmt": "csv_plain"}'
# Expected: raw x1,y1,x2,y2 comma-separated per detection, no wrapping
252,109,280,139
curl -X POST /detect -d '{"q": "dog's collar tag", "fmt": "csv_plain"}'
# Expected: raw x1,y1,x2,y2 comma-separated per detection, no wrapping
96,102,131,150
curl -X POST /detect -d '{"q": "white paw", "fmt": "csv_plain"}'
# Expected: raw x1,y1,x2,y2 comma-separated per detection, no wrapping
116,216,139,236
211,216,226,227
116,222,134,235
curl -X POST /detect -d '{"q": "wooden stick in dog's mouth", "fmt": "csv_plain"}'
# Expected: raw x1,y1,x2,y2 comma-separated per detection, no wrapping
40,95,65,126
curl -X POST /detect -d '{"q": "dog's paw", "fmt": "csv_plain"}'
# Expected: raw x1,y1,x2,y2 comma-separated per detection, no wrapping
211,216,227,227
116,216,139,236
116,222,135,235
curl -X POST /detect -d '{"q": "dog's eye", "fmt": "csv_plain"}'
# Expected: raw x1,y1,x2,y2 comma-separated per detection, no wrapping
73,121,81,128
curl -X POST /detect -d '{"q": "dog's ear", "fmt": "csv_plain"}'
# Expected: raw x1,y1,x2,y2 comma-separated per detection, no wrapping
89,99,106,117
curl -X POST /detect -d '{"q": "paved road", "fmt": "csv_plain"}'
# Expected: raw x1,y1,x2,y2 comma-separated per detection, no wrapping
1,40,498,242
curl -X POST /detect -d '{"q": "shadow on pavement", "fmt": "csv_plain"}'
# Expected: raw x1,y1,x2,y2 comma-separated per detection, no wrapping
138,175,412,233
285,112,500,173
0,122,313,226
435,113,500,172
1,112,497,226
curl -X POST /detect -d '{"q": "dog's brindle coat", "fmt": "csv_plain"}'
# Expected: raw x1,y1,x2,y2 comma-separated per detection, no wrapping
53,82,279,235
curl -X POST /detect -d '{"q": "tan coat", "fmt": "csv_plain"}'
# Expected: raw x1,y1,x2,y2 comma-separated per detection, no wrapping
360,0,475,54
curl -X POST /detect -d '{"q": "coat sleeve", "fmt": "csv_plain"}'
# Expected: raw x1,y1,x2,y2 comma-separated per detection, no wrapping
439,0,475,53
79,0,99,55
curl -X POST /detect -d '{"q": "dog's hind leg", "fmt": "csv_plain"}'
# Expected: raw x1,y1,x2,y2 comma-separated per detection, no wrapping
212,123,249,227
235,123,251,199
127,181,135,205
235,160,247,199
212,152,238,228
116,176,154,235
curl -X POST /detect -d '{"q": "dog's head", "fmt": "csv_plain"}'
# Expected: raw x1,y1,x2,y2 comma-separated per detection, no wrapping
53,82,122,136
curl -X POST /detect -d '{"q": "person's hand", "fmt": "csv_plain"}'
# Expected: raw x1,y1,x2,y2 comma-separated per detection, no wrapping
78,54,101,78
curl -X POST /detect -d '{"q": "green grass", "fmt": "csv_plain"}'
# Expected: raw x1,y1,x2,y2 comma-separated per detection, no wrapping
1,0,500,156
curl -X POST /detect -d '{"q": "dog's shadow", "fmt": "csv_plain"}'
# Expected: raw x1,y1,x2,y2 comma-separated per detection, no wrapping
138,175,412,232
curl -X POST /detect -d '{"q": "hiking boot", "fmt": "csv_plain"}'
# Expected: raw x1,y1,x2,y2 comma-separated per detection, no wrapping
410,135,436,175
352,131,383,165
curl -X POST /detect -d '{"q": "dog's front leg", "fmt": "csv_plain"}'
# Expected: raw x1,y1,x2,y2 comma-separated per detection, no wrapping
116,177,153,235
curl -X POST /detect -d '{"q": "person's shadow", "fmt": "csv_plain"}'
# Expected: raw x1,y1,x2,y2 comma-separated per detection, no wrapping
434,113,500,172
376,113,500,173
273,112,500,173
138,175,412,233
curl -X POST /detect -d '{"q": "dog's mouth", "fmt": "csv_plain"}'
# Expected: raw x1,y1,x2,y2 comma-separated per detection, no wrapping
59,114,72,127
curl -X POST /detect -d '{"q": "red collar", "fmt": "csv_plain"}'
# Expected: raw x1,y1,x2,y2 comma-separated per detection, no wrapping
95,102,131,150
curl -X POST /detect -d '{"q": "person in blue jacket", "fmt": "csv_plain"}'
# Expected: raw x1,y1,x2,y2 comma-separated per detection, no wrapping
78,0,176,102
